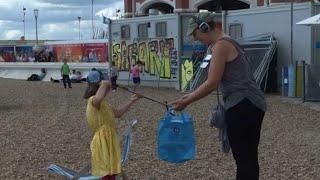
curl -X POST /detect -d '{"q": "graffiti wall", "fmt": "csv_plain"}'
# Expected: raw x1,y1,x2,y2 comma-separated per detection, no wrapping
181,59,194,90
180,51,207,90
112,38,177,79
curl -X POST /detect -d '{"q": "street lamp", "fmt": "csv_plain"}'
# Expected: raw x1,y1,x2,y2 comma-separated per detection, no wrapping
34,9,39,44
290,0,293,65
78,16,81,40
91,0,94,39
23,7,26,39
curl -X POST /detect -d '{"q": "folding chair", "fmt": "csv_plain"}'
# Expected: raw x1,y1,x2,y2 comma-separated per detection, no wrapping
48,119,138,180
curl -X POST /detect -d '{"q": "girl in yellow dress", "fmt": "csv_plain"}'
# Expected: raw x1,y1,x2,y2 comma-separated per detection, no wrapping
83,70,141,180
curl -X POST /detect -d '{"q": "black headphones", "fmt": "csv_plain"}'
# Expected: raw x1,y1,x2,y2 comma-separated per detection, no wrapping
192,16,211,33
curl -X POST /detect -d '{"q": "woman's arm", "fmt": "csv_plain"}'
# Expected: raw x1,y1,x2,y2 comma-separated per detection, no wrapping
112,94,141,118
172,41,229,111
92,80,111,109
186,42,228,103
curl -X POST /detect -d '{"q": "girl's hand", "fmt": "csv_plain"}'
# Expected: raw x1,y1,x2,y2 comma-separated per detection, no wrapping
101,80,110,84
130,93,143,102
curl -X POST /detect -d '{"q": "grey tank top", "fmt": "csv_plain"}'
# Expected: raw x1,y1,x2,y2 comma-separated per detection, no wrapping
218,37,267,111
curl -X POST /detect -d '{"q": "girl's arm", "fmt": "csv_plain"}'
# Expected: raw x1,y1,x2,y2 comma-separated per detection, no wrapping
112,94,141,118
92,80,111,109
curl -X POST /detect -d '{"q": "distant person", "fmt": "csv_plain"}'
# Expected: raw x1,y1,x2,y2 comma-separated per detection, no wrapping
70,69,78,80
93,51,98,62
82,55,89,62
28,56,35,62
27,68,46,81
34,53,40,62
78,71,86,82
61,59,72,88
130,60,143,91
48,52,54,62
90,68,106,81
110,61,119,92
70,69,82,83
16,53,23,62
88,50,94,62
22,53,28,62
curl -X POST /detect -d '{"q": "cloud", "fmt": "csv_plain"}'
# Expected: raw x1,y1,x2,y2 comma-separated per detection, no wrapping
4,30,22,39
0,0,123,40
96,1,124,19
37,0,117,6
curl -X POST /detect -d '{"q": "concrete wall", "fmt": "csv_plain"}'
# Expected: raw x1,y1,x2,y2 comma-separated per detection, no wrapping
0,62,108,81
225,2,320,91
226,2,313,67
311,3,320,64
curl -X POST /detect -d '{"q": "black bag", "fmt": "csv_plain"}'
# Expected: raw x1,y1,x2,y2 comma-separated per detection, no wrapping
209,89,226,129
209,88,230,153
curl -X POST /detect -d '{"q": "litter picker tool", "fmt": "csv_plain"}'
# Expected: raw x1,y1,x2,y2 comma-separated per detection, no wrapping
119,86,169,110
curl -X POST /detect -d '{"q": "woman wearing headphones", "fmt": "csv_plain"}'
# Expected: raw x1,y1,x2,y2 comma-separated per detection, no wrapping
172,12,266,180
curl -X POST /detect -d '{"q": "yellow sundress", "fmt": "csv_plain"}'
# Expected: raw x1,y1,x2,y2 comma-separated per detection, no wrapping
86,96,121,177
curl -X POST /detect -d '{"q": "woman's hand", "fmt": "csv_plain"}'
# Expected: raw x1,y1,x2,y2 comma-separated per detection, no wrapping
171,93,192,111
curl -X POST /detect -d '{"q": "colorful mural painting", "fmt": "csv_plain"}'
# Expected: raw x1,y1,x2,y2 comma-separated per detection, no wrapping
0,46,37,62
0,46,15,62
181,59,194,90
180,50,206,90
138,42,148,71
53,44,82,62
0,42,108,63
81,43,108,63
15,46,34,62
112,38,175,79
51,43,108,62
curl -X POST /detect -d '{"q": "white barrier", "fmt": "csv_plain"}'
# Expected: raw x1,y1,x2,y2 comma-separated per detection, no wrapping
0,62,179,89
0,62,109,81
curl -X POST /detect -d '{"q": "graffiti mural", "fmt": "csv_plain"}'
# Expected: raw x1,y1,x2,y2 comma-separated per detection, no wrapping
112,38,175,79
148,40,159,76
181,59,194,90
170,48,178,79
128,43,137,69
112,43,121,70
162,39,173,79
120,41,128,71
138,42,148,72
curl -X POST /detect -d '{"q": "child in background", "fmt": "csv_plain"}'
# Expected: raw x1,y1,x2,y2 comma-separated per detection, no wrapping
110,61,119,92
70,69,82,83
130,60,143,91
83,71,142,180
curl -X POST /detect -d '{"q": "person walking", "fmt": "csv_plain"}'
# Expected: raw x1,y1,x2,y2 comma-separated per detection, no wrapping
110,61,119,92
61,59,72,88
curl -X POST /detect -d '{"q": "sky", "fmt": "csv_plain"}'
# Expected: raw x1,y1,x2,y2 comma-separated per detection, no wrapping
0,0,124,40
